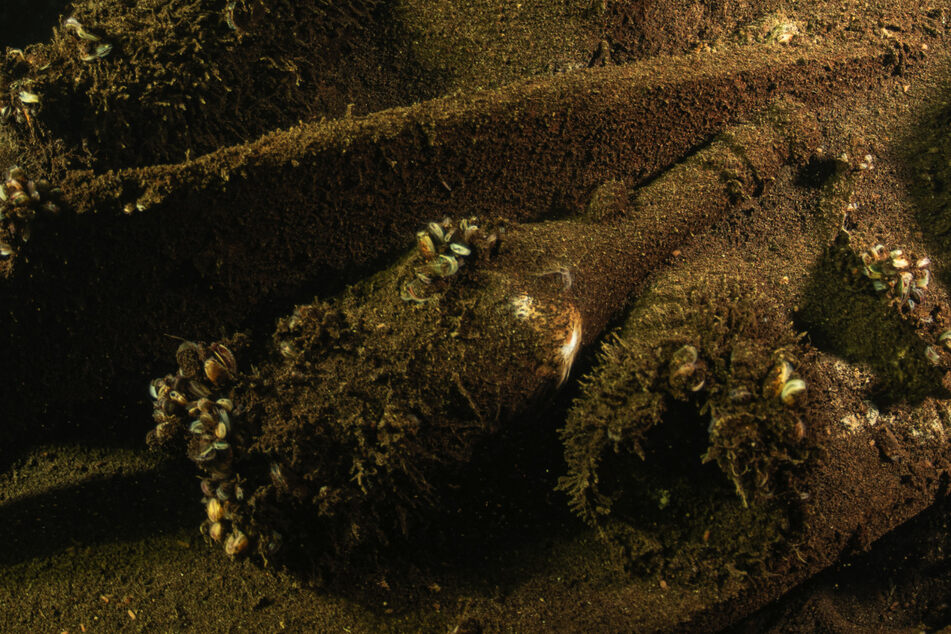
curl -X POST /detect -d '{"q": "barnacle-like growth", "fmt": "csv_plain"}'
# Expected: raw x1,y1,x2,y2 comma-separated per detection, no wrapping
559,272,812,522
400,216,498,303
0,165,63,258
859,243,931,312
147,338,257,558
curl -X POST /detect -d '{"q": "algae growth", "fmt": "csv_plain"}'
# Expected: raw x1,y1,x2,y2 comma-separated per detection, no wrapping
558,266,820,582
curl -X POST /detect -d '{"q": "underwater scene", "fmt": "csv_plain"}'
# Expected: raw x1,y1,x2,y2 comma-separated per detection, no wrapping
3,1,951,631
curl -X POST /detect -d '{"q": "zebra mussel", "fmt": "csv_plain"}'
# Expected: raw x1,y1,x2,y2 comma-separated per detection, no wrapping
860,243,931,312
762,358,807,408
147,339,252,557
400,216,498,303
63,17,113,62
0,166,64,258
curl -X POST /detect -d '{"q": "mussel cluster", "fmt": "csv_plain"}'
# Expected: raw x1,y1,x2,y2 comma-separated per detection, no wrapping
0,166,63,257
860,243,931,312
147,340,252,557
665,343,806,409
400,216,498,303
700,352,808,505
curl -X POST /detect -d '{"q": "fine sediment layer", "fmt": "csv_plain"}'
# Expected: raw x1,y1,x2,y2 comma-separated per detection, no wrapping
0,44,895,447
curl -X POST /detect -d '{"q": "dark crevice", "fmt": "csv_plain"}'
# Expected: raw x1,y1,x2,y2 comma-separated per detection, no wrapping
0,1,71,49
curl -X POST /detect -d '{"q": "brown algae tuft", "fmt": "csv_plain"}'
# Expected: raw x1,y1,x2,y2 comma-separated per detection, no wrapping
558,268,818,579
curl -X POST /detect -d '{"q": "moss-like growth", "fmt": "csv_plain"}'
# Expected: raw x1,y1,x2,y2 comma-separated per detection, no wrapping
558,268,816,579
1,0,381,172
147,217,585,568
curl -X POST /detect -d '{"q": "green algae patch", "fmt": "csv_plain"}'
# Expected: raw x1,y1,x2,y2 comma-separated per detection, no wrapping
559,267,821,583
